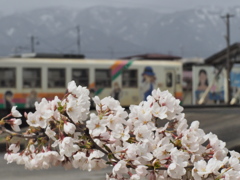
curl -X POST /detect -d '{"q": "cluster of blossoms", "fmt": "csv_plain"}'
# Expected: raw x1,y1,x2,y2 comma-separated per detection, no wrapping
1,80,240,180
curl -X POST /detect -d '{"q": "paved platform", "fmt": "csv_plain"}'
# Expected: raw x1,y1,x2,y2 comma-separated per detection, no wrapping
184,107,240,150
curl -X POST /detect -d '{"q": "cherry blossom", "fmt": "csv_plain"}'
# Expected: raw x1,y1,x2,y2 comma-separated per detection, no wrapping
0,80,240,180
59,137,79,157
11,106,22,117
112,160,128,178
63,122,76,135
8,118,22,132
86,113,107,136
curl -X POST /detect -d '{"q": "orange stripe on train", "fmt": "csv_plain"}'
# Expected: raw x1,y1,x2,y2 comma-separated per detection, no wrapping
175,92,183,100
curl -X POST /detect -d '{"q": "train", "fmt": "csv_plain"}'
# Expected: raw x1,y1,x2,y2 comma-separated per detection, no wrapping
0,57,183,108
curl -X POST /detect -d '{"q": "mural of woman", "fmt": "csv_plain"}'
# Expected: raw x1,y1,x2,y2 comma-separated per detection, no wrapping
141,66,156,101
4,90,14,109
197,69,209,91
195,69,209,103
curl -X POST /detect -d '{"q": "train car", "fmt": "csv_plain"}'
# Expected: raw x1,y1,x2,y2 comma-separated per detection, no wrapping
0,58,183,108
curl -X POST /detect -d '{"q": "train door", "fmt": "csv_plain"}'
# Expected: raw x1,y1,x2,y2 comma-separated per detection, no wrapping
165,70,176,95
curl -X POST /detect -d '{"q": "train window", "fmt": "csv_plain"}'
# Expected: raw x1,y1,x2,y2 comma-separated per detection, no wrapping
0,68,16,88
95,69,111,88
72,69,89,87
166,72,173,87
48,68,66,88
23,68,41,88
122,69,138,88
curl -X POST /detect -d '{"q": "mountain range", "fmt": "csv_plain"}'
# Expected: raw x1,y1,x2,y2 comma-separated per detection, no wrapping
0,5,240,59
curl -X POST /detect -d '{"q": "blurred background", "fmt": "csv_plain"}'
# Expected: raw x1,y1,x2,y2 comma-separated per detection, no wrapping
0,0,240,58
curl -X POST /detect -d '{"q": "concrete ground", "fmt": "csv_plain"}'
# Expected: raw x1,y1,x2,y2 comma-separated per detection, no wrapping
184,107,240,150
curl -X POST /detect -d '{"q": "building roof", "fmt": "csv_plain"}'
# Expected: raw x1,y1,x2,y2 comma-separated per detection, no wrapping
204,42,240,66
120,53,182,60
10,53,85,59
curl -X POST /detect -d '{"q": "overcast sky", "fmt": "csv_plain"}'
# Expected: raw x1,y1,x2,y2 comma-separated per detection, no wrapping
1,0,240,15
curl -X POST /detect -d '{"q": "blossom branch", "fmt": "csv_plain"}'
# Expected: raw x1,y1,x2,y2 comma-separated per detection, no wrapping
2,81,240,180
84,128,109,155
0,125,45,139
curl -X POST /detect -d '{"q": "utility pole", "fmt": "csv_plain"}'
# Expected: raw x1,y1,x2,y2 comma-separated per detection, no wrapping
30,35,35,53
221,13,234,104
76,25,81,54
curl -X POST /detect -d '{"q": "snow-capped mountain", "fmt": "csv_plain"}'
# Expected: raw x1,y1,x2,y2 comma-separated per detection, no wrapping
0,5,240,59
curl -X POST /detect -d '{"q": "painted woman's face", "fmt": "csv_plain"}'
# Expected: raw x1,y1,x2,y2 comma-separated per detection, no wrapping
144,75,151,82
199,72,207,82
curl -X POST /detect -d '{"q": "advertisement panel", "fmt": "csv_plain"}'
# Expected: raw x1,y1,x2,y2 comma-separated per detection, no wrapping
231,64,240,88
192,66,225,105
230,64,240,103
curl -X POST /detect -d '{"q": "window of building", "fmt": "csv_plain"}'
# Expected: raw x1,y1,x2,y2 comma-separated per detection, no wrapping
23,68,41,88
0,68,16,88
166,72,173,87
72,69,89,87
122,69,138,88
95,69,111,88
48,68,66,88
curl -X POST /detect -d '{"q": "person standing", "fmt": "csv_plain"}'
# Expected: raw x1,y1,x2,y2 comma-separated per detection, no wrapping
4,90,14,109
111,82,122,101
